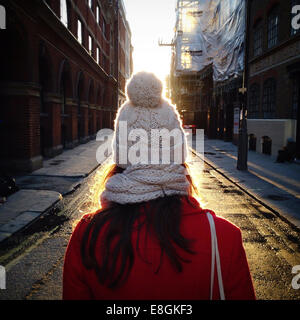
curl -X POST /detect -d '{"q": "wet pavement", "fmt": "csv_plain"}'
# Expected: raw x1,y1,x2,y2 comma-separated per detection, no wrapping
197,166,300,300
0,153,300,300
201,138,300,229
15,175,82,196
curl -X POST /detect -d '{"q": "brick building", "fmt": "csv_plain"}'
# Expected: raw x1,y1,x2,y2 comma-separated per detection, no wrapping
247,0,300,158
117,0,133,108
0,0,133,173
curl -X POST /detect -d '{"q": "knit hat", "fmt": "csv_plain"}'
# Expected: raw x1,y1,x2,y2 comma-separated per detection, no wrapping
100,72,191,205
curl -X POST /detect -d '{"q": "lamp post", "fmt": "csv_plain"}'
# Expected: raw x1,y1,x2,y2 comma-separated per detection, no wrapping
237,72,248,171
237,0,250,171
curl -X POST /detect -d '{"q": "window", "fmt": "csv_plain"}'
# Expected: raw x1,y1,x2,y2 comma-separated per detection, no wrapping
88,0,93,9
77,19,83,44
96,47,100,64
96,6,100,23
292,77,299,119
102,18,106,36
181,47,192,70
291,0,300,35
89,35,93,55
249,84,260,119
253,22,263,57
60,0,68,28
262,79,276,118
268,8,279,48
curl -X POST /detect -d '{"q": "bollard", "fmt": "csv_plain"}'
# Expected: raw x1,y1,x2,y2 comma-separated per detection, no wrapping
0,5,6,30
0,265,6,290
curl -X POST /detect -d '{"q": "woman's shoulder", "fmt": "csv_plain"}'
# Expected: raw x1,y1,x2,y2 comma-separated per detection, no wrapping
71,213,95,236
209,213,241,239
181,196,241,237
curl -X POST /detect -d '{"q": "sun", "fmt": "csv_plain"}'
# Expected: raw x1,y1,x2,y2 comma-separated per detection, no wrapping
122,0,177,100
132,45,173,99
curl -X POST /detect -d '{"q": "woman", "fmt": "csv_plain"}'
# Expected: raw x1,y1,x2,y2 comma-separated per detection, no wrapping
63,72,256,300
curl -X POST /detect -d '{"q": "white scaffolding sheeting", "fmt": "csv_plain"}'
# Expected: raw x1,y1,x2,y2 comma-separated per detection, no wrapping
174,0,245,81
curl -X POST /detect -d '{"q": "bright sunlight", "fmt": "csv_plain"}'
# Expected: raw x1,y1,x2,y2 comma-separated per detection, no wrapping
123,0,177,92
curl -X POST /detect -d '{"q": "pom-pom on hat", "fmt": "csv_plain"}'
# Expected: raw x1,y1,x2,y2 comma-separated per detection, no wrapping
126,71,163,108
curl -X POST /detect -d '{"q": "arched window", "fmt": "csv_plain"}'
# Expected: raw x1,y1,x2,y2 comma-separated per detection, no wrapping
60,0,69,28
60,76,66,115
76,72,85,140
262,78,276,119
249,84,260,119
77,78,82,115
39,43,53,114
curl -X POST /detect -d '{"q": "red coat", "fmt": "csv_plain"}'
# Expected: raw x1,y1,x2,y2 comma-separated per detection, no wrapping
63,196,256,300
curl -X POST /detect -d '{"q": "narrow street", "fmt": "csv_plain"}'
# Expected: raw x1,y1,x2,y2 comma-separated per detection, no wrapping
1,0,300,304
0,151,299,300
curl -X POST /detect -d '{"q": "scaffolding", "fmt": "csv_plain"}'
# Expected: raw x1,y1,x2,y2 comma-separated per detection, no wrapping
173,0,245,81
170,0,245,126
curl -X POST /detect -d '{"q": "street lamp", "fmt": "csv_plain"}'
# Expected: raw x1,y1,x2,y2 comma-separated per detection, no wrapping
237,0,250,171
237,72,248,171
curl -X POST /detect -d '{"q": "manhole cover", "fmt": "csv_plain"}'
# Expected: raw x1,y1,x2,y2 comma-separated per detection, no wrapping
223,189,244,196
204,152,216,156
49,160,65,166
267,195,290,201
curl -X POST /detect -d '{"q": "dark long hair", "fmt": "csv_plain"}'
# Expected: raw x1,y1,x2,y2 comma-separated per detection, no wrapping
80,164,200,289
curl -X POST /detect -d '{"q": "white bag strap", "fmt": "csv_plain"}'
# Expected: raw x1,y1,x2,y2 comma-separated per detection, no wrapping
206,212,225,300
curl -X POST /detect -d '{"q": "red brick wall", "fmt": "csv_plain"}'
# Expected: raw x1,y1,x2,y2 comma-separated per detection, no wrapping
0,0,128,171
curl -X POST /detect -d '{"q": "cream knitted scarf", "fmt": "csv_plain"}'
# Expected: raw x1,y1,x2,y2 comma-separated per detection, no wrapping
101,164,190,204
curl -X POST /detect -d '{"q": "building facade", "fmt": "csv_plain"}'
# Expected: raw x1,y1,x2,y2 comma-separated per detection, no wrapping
117,0,133,108
0,0,133,173
213,76,243,143
169,0,245,141
247,0,300,158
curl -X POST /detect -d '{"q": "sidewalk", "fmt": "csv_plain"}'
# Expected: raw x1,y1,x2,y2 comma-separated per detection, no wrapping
192,137,300,229
0,135,113,243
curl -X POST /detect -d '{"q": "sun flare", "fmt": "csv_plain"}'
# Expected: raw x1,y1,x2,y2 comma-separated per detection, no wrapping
123,0,177,98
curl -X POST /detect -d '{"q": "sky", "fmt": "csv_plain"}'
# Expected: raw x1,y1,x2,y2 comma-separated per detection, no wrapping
122,0,177,88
